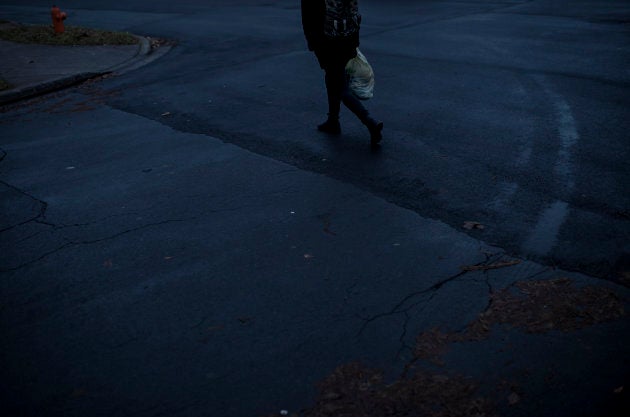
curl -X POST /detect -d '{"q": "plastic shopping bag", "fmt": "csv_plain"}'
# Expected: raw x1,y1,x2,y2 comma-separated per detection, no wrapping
345,48,374,100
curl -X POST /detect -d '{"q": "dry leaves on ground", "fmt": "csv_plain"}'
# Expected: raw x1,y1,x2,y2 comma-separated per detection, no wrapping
412,278,625,364
301,362,496,417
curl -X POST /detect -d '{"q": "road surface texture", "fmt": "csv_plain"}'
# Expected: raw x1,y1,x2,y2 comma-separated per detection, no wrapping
1,1,629,416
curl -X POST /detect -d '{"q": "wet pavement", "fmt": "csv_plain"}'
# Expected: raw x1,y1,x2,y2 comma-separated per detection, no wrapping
1,1,629,416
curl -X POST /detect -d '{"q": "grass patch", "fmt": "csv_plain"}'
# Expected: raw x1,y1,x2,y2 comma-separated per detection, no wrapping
0,24,137,46
0,76,10,91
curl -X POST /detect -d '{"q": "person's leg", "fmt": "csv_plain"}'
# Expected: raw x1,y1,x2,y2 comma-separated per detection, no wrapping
338,67,383,145
317,48,383,144
318,66,343,134
341,85,369,124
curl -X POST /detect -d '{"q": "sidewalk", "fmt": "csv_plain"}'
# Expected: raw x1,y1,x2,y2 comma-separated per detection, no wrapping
0,34,152,105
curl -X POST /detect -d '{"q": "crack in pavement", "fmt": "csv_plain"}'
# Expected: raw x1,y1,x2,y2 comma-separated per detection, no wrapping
357,267,474,337
0,217,195,273
13,213,150,245
35,209,160,233
395,292,443,359
0,179,49,234
454,264,552,335
401,268,576,378
1,147,287,268
357,253,526,355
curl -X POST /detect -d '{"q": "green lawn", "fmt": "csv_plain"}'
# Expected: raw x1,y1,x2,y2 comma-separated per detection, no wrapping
0,23,137,46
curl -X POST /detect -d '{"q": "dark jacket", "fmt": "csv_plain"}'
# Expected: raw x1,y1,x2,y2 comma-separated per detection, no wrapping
301,0,360,68
301,0,326,51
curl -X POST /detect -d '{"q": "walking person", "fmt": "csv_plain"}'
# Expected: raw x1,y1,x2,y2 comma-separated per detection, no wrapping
301,0,383,146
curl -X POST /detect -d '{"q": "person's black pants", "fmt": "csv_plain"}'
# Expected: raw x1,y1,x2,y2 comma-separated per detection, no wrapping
325,61,371,123
315,44,372,124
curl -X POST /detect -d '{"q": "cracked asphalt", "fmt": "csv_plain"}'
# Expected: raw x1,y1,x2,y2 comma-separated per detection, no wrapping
1,1,629,416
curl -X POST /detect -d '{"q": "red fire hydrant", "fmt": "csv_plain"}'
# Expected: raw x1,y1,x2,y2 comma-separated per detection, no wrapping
51,5,67,34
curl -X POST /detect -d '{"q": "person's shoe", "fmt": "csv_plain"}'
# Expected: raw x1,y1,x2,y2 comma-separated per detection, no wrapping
368,120,384,146
317,118,341,134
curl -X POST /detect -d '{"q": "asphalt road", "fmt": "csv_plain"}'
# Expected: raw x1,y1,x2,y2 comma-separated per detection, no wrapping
5,0,628,280
1,1,629,416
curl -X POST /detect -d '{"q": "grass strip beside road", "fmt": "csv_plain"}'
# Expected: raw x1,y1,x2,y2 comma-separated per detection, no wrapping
0,24,137,46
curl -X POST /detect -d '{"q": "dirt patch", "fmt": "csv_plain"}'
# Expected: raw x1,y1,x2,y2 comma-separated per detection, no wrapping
468,278,624,334
413,327,453,366
413,277,625,364
274,362,496,417
0,23,137,45
0,77,9,91
263,278,625,416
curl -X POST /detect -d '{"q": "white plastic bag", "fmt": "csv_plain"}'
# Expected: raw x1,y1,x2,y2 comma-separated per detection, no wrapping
345,48,374,100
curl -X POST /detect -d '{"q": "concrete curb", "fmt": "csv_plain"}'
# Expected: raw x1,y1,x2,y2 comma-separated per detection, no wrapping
0,35,171,106
106,35,150,73
108,35,174,75
0,71,103,106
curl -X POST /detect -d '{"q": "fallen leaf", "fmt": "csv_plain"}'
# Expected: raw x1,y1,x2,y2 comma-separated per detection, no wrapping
463,221,485,230
322,392,342,400
461,260,521,271
70,388,88,398
508,392,520,405
432,375,449,383
206,325,223,332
